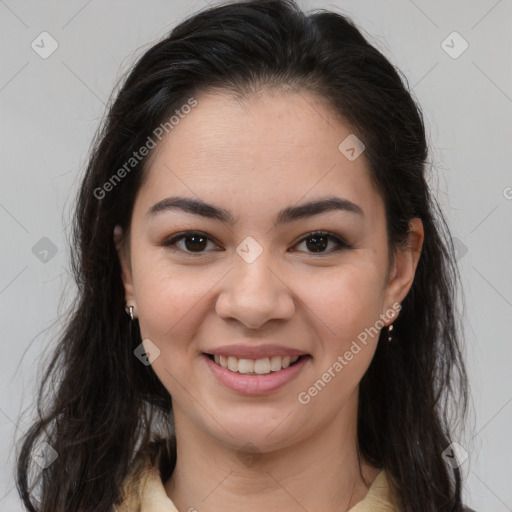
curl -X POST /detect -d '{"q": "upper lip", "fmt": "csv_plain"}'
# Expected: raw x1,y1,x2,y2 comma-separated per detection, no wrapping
203,344,309,359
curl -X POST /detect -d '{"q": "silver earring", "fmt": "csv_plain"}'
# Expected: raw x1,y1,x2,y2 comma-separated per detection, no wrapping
388,323,394,342
125,305,134,320
387,310,395,343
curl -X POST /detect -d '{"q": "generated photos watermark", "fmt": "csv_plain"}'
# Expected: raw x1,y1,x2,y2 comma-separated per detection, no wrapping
297,302,401,405
94,97,198,200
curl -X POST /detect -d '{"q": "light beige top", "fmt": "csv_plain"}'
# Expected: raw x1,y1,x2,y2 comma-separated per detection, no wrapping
115,461,402,511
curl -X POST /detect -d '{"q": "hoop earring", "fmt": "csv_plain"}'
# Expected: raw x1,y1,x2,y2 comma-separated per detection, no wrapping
125,305,135,321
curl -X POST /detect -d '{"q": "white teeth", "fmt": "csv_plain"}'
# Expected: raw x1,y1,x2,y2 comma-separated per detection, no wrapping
254,358,271,374
270,356,282,371
238,359,254,374
211,354,300,374
227,356,238,372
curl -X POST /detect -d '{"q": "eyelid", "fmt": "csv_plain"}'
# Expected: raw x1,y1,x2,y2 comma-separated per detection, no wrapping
161,230,351,255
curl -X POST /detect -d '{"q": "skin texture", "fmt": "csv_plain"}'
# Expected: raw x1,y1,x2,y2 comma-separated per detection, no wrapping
115,88,424,512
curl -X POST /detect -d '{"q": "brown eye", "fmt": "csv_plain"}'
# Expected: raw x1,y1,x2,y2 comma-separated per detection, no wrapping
304,234,329,252
162,231,219,254
182,233,208,252
293,231,349,254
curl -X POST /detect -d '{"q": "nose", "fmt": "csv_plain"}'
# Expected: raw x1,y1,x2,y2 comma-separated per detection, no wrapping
215,250,296,330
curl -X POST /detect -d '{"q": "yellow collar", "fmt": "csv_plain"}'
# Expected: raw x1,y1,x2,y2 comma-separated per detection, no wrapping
116,463,401,511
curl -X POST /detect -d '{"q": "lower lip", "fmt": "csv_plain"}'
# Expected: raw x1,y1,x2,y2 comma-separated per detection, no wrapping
203,354,310,395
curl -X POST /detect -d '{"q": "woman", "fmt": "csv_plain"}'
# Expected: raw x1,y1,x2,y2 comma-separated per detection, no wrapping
16,1,474,511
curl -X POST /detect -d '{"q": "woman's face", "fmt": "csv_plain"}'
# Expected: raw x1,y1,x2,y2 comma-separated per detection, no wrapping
116,88,422,453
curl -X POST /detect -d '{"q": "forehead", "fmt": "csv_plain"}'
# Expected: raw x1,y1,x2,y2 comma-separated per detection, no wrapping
134,89,384,226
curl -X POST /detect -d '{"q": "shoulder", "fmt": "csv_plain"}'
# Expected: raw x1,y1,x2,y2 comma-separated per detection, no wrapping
115,459,178,512
349,470,401,511
358,470,477,512
115,459,154,512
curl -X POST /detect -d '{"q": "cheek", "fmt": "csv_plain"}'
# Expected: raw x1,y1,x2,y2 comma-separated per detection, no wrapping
300,342,377,419
296,265,383,409
132,255,222,345
295,261,385,345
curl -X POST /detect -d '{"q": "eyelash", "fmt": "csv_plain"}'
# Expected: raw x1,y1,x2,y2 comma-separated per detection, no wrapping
161,230,350,256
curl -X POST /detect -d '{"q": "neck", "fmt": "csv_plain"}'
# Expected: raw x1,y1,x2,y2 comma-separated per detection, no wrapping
164,391,381,512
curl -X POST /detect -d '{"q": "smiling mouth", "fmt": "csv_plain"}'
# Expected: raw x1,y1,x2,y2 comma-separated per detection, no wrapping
204,353,309,376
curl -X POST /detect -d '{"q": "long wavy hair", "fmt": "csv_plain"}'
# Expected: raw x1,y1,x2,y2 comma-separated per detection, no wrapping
16,1,471,510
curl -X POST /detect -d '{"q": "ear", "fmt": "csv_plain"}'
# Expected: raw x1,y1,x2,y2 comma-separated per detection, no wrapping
383,218,424,321
114,225,136,307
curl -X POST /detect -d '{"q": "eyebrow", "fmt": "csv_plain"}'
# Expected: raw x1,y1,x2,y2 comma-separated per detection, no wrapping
146,195,364,225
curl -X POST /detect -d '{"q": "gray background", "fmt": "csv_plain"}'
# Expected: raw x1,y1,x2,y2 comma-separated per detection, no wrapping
1,0,511,510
